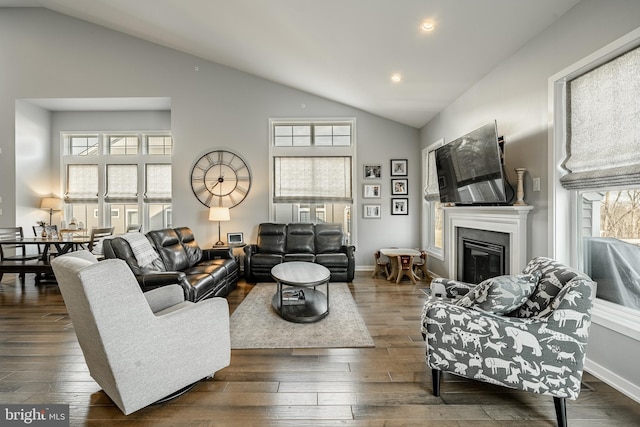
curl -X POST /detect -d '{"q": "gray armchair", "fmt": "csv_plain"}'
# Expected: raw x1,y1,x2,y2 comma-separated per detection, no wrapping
51,250,231,415
421,257,597,427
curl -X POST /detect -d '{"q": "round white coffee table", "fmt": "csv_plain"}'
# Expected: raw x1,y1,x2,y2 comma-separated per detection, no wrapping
271,261,331,323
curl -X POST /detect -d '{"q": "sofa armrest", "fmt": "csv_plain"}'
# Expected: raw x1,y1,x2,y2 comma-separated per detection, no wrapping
201,247,234,260
136,271,191,300
430,277,476,299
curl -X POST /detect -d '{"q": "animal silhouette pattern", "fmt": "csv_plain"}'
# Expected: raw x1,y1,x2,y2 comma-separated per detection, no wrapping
421,257,597,400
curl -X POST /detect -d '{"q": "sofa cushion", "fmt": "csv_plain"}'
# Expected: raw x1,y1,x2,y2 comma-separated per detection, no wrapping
286,223,315,253
257,223,287,254
175,227,203,267
147,229,190,271
284,253,316,262
251,253,284,268
315,223,344,253
315,252,348,266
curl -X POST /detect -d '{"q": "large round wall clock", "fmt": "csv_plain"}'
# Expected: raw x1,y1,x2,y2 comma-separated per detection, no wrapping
190,150,252,208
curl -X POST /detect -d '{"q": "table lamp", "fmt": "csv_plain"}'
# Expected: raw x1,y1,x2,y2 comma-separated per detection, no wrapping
209,206,230,246
40,197,63,226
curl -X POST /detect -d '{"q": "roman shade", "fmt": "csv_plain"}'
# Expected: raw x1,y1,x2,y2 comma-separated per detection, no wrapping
424,149,440,201
65,164,98,203
560,45,640,190
273,156,352,203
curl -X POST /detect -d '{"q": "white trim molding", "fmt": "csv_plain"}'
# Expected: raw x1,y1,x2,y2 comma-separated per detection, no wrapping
443,205,533,279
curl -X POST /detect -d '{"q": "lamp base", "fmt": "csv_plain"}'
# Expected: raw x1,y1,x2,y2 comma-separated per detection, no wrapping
214,240,225,246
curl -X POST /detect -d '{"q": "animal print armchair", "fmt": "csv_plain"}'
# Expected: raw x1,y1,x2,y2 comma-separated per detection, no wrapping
421,257,597,427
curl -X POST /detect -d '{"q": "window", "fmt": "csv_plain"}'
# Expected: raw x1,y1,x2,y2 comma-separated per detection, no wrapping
422,140,444,259
147,136,173,155
551,28,640,337
62,132,172,233
109,135,139,155
69,135,99,156
270,119,355,244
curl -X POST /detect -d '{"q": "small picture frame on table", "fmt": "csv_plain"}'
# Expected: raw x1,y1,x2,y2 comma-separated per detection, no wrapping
390,159,408,176
391,198,409,215
363,164,382,179
391,178,408,195
226,232,244,246
363,204,381,219
363,184,381,198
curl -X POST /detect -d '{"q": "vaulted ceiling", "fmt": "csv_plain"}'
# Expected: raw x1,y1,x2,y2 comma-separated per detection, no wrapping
1,0,581,128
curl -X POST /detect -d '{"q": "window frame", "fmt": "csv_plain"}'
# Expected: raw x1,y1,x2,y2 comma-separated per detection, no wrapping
269,118,356,244
61,131,172,233
550,27,640,341
422,140,444,260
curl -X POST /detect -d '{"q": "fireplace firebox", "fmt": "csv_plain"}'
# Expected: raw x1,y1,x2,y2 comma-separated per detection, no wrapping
457,227,509,283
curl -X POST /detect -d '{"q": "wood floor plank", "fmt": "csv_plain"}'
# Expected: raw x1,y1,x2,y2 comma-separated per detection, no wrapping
1,271,640,426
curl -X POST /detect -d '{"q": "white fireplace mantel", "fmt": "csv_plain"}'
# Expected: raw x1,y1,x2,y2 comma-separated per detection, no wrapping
443,205,534,279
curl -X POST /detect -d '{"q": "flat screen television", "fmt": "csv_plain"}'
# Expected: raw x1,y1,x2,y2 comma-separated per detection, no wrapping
435,121,507,205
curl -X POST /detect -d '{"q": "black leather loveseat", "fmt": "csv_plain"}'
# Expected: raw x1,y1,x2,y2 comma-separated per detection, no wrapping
244,223,355,283
103,227,239,301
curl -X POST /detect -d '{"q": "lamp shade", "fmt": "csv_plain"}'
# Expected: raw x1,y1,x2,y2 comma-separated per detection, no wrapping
208,207,230,222
40,197,63,211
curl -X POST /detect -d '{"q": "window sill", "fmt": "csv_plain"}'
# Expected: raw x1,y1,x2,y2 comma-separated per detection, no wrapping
591,298,640,341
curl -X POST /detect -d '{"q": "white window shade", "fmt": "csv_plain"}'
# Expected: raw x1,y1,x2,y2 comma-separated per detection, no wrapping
274,156,352,203
424,149,440,201
561,46,640,190
145,164,172,202
65,164,99,202
106,164,138,202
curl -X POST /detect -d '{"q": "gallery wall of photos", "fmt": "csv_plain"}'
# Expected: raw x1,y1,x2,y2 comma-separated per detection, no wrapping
362,159,408,218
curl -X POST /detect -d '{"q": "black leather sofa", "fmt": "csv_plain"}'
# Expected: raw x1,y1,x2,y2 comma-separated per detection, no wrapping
243,223,355,283
103,227,239,301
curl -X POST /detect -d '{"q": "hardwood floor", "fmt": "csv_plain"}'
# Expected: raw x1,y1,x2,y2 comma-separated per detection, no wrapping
2,271,640,426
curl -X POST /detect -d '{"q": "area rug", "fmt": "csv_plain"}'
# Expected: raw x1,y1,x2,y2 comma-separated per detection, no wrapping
230,283,375,349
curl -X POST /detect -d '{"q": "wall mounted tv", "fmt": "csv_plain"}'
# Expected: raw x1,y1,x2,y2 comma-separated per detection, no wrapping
435,121,507,205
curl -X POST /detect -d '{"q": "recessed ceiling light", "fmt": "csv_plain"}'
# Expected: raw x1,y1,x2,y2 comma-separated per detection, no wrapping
391,73,402,83
421,20,435,32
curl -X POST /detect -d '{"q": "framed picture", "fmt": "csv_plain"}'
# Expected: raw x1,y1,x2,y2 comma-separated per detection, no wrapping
390,159,408,176
226,232,244,246
363,164,382,179
391,178,408,195
363,204,381,218
363,183,381,198
391,198,409,215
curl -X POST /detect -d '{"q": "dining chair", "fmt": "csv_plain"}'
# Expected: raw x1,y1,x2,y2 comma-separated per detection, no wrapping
88,227,115,258
396,255,416,284
0,227,41,281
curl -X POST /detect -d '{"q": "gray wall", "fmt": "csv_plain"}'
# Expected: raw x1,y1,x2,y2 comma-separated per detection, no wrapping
0,8,420,268
420,0,640,401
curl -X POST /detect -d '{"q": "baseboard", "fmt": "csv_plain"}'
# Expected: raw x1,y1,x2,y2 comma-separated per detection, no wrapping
585,357,640,404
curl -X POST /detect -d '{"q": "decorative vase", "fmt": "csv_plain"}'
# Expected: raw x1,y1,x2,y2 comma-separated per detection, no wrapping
514,168,527,206
41,228,47,238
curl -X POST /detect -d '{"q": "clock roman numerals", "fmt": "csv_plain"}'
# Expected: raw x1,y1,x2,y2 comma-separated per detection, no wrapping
190,150,252,208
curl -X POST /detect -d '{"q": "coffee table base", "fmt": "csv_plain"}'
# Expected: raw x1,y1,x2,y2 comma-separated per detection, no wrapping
272,285,329,323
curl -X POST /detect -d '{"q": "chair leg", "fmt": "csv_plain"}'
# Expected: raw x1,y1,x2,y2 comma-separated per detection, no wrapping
553,397,567,427
432,368,441,397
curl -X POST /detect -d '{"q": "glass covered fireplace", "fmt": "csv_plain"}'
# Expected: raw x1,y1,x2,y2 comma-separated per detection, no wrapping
457,227,510,283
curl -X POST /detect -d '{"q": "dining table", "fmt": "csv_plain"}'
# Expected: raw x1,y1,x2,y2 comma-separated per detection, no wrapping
379,247,421,283
14,235,92,262
0,234,93,282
